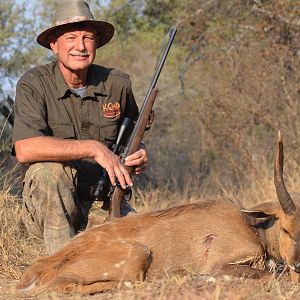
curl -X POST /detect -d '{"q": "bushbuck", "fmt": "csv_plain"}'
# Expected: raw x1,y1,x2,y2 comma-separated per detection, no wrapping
17,132,300,295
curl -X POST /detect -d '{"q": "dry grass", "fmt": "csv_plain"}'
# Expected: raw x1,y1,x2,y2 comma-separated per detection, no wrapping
1,159,300,299
0,193,45,280
1,264,300,300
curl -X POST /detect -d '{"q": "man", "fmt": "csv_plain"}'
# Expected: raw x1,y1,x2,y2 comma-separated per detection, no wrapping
12,0,147,255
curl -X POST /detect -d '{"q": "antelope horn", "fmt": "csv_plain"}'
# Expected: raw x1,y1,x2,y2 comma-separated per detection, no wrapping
274,131,296,215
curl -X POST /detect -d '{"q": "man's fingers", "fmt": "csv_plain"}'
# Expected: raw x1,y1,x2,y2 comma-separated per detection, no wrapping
122,171,133,188
125,151,141,162
134,163,147,174
106,164,133,189
93,142,135,188
124,149,147,167
125,158,147,167
115,166,131,189
106,167,116,187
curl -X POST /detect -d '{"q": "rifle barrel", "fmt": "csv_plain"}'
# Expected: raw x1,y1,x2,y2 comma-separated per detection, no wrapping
140,27,177,115
121,27,177,160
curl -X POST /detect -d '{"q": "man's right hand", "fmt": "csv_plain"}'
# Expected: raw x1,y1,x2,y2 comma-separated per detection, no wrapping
92,142,133,189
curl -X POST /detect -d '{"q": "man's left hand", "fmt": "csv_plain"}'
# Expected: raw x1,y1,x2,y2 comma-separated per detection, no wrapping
124,144,147,174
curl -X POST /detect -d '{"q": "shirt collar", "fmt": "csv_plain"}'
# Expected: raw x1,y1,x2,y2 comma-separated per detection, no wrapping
85,65,107,97
54,61,107,100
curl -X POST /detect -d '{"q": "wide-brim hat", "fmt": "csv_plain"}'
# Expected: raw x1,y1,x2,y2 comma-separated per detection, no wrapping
37,0,114,49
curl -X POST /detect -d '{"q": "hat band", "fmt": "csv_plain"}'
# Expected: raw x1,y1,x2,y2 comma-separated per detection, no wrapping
55,16,94,26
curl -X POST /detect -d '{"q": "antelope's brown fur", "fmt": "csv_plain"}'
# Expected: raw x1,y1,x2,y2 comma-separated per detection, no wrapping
17,200,267,294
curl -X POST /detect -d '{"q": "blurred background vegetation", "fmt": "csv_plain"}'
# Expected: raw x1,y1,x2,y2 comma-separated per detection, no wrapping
1,0,300,205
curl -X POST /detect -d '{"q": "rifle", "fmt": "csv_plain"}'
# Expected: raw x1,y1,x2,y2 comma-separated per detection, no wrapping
92,27,177,219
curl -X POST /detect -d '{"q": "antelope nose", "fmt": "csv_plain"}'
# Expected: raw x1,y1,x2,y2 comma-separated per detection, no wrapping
294,262,300,272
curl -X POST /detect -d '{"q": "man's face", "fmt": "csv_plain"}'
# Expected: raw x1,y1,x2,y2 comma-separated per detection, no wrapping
49,23,99,73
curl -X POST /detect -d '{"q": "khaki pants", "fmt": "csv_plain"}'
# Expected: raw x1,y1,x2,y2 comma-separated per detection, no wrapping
21,161,102,255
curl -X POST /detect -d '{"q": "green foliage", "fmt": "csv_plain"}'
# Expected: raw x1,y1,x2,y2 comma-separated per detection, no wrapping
95,0,144,40
142,0,183,28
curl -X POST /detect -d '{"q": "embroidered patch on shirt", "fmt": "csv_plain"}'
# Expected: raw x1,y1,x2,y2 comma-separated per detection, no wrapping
102,102,121,118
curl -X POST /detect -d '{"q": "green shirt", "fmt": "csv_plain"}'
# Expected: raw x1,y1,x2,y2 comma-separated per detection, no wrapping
12,61,139,153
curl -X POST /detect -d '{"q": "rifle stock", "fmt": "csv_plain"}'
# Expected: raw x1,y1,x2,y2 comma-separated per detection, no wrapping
110,89,158,218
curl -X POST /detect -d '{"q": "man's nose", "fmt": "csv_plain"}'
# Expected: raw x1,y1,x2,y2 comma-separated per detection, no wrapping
75,37,85,50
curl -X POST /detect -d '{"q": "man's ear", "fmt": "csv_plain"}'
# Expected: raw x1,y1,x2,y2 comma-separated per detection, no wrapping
49,35,58,54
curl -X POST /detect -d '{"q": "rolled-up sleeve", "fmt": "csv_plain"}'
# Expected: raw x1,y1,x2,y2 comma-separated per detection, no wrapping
12,75,48,152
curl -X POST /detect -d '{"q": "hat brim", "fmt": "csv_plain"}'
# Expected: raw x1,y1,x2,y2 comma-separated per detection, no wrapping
37,20,114,49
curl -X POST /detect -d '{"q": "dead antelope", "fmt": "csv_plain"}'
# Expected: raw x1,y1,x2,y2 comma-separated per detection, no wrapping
17,132,300,295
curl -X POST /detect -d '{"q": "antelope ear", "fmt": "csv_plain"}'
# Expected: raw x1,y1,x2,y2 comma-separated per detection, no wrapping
241,209,276,227
241,202,280,218
240,209,274,219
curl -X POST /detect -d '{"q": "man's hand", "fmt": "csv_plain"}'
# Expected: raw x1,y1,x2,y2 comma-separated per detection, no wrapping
92,142,133,189
124,143,148,175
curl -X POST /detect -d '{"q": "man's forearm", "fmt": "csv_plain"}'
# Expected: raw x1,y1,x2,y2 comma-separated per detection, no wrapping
15,135,138,189
15,136,99,163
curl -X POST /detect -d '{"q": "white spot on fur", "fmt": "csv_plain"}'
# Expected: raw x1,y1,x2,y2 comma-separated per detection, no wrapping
102,272,109,278
114,260,127,268
143,246,150,255
124,281,134,288
222,275,232,282
18,282,36,292
206,276,216,283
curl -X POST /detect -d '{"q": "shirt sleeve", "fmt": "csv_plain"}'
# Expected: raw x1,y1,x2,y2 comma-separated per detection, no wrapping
12,75,48,154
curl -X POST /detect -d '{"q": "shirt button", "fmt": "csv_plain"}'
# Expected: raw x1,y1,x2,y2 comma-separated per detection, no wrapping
81,122,89,133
